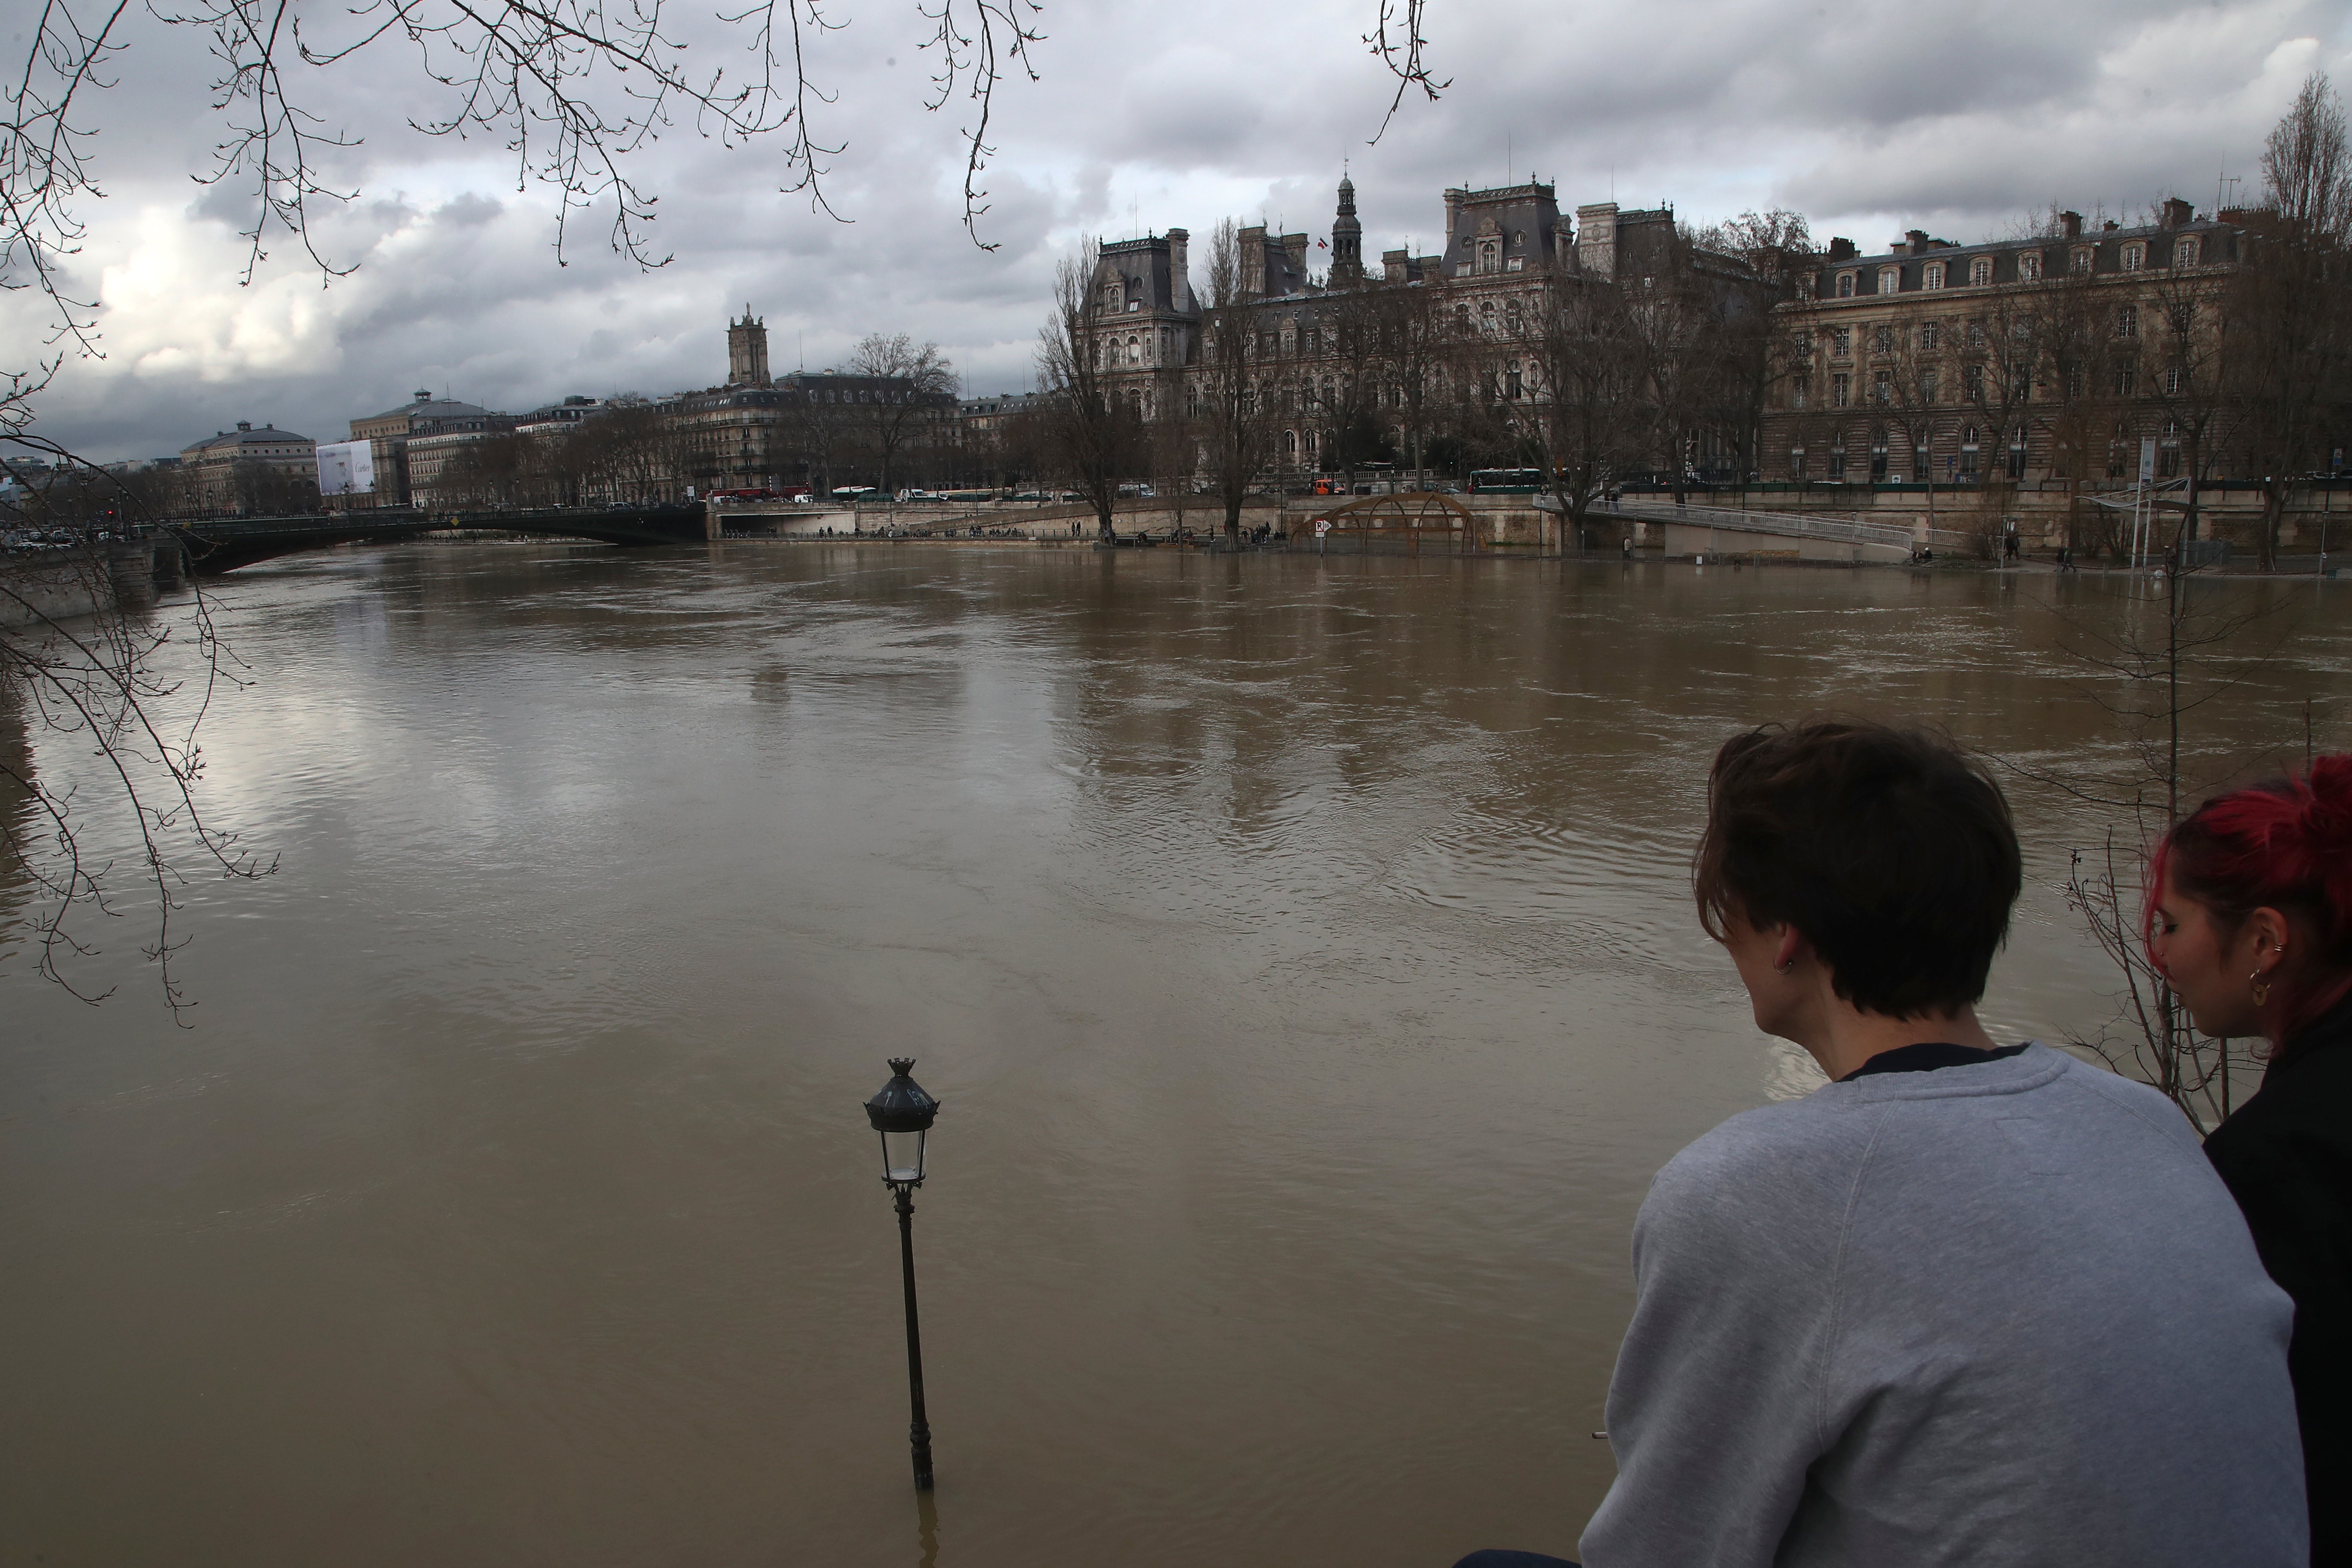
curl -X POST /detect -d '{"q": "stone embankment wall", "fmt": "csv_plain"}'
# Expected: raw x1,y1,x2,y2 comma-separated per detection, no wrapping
1,538,190,629
713,497,1285,539
1655,481,2352,555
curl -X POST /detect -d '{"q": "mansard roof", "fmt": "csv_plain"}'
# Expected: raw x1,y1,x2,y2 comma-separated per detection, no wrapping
183,422,312,454
363,391,492,423
1806,210,2244,296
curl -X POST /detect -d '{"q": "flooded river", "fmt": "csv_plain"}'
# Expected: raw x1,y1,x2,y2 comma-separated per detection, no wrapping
4,544,2348,1566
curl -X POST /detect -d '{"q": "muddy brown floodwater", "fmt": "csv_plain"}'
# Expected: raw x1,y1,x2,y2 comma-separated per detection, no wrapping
3,543,2348,1567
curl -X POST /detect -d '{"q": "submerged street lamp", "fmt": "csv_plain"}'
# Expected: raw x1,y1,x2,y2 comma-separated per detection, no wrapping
865,1058,942,1490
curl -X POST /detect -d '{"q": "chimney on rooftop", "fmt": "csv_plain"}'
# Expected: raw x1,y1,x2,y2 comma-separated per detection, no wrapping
2103,220,2119,233
2061,211,2083,239
1167,228,1190,310
1906,229,1929,255
1827,236,1858,261
2162,197,2194,229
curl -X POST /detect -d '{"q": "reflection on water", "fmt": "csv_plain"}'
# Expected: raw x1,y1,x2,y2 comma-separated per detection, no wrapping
0,544,2345,1567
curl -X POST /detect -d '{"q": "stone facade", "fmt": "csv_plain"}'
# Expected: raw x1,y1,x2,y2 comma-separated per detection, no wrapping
667,315,958,494
347,392,512,506
1087,179,1716,479
1762,199,2250,488
177,421,317,513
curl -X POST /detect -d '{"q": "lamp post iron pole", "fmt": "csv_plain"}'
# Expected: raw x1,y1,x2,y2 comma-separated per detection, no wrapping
894,1181,935,1490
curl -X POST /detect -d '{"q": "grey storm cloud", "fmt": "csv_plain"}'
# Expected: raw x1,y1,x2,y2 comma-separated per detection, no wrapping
11,0,2351,461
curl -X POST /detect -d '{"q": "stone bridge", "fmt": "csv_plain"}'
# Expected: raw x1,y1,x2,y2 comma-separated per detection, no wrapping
169,505,708,574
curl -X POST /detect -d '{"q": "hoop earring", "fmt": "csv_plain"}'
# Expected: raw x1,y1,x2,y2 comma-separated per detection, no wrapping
2251,970,2272,1007
1775,960,1795,976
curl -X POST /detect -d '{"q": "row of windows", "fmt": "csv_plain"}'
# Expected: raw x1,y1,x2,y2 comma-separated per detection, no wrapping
1788,423,2190,481
1795,357,2188,410
1827,237,2199,297
1797,302,2187,365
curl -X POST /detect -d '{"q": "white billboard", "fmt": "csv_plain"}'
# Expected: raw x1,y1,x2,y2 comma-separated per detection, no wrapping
316,439,376,496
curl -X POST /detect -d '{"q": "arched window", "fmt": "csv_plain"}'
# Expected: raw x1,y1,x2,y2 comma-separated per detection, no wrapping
1127,336,1141,364
1879,267,1901,294
1790,447,1807,479
1836,271,1856,298
1870,428,1889,481
1923,262,1946,290
1829,439,1847,480
1282,430,1298,457
2122,243,2146,272
2175,235,2201,267
2018,251,2042,281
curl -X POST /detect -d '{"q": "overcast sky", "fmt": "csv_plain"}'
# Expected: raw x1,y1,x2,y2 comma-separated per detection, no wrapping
11,0,2352,461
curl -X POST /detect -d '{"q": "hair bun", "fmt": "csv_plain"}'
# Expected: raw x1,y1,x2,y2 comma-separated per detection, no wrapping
2303,755,2352,848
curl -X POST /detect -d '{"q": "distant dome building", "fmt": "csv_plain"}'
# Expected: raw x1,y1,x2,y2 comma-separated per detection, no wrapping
347,389,511,507
177,420,317,514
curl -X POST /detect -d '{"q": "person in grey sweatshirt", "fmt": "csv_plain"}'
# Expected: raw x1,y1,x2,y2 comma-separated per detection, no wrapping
1456,721,2306,1568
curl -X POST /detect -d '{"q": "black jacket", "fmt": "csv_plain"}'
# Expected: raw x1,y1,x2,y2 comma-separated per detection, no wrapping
2205,990,2352,1565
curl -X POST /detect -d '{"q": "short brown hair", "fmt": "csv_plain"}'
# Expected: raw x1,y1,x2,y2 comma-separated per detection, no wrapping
1694,721,2021,1018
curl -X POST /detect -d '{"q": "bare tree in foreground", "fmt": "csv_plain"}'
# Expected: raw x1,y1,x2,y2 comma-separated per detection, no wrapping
2,0,1452,1004
1,437,273,1015
2009,562,2294,1129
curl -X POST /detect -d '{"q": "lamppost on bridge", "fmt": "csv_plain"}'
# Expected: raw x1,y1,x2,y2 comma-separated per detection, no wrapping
865,1058,942,1491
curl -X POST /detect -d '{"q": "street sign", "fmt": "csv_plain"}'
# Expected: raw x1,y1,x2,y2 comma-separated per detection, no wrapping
1314,519,1331,536
2139,437,2157,484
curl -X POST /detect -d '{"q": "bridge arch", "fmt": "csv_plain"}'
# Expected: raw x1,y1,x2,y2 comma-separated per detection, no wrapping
1304,490,1480,554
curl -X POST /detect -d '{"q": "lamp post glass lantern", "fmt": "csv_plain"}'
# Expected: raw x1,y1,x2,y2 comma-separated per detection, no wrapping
864,1058,942,1491
867,1058,938,1185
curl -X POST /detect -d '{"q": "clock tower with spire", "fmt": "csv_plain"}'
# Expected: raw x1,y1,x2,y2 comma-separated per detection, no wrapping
1331,174,1365,284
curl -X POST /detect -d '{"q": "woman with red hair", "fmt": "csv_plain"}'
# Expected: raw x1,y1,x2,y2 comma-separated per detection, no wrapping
2152,754,2352,1564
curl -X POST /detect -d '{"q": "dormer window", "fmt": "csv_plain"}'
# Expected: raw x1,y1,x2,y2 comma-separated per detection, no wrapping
2018,251,2041,281
1969,255,1993,285
2071,247,2095,274
1879,266,1901,294
1837,271,1857,297
2122,243,2146,272
2175,236,2201,267
1923,263,1945,290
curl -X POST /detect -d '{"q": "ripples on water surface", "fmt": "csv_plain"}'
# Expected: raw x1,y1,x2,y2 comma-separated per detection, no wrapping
3,544,2348,1566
